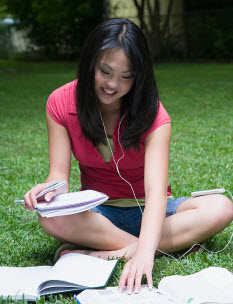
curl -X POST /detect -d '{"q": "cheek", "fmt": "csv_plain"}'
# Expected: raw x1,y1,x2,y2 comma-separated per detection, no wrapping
94,71,103,88
122,80,134,94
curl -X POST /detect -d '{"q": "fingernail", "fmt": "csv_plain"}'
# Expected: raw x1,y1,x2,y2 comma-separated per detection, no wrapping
134,289,139,294
127,290,132,295
149,284,153,290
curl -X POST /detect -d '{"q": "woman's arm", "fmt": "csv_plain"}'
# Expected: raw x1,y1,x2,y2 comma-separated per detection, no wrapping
46,111,71,184
139,122,171,252
118,122,171,293
23,112,72,211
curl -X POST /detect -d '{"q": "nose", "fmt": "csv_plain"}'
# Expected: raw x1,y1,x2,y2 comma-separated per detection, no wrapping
106,76,118,89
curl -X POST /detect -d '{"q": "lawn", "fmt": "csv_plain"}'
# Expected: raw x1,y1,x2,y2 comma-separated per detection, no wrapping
0,60,232,303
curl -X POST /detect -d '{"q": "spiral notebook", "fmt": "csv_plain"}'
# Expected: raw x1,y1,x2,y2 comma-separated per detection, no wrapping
36,190,108,217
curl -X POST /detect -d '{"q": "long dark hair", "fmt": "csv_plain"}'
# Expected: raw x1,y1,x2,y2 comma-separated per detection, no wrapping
76,18,159,150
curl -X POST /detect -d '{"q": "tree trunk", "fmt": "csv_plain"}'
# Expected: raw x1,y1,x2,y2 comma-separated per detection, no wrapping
133,0,175,60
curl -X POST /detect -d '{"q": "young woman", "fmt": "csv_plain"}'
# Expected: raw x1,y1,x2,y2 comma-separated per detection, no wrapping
23,18,233,294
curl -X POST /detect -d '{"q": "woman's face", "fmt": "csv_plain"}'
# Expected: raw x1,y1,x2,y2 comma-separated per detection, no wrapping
95,48,134,109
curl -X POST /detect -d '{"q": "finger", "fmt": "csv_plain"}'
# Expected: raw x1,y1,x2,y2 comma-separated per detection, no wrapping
23,191,35,211
29,184,45,207
32,183,51,203
24,184,47,211
29,190,38,208
134,270,143,294
44,190,56,202
125,265,137,295
118,262,130,293
146,270,153,290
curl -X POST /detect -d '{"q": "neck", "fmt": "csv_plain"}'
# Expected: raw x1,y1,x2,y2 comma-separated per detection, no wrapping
98,100,121,116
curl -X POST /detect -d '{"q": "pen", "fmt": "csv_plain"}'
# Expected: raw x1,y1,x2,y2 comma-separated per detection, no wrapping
14,180,67,204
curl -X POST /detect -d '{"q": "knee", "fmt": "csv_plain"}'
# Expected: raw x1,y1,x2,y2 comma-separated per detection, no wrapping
209,195,233,229
38,216,67,241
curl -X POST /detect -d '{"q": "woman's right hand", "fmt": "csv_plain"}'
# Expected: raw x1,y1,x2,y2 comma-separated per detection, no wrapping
23,182,67,211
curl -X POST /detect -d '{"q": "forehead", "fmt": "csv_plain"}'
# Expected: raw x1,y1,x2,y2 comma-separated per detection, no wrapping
96,48,132,70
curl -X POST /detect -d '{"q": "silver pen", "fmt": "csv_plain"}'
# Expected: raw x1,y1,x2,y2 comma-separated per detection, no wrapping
14,180,67,204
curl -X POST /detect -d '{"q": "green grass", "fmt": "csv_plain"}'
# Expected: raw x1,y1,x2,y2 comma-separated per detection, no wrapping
0,60,233,303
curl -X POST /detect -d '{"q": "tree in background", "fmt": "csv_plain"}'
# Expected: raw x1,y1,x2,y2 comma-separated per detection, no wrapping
132,0,174,60
4,0,104,59
132,0,233,60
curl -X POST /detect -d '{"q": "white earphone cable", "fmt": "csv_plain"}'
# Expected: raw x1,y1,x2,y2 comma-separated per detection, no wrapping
99,111,143,215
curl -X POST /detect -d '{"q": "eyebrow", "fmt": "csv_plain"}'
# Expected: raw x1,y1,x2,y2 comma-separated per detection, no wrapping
102,63,131,73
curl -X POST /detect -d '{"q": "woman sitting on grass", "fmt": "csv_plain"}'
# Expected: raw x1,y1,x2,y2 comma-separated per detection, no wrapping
23,18,233,294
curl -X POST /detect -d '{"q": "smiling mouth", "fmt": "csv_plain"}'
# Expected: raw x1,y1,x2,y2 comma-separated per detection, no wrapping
101,88,117,96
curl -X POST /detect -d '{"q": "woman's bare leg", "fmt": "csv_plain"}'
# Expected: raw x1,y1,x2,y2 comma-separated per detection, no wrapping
157,194,233,254
81,194,233,259
39,194,233,260
39,209,138,252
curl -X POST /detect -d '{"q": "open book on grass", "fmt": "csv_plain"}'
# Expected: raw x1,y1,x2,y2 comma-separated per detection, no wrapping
0,253,118,301
36,190,108,217
75,267,233,304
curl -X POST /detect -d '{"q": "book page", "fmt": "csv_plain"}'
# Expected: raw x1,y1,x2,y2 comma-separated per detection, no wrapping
158,267,233,303
39,253,118,292
75,286,178,304
0,266,51,300
38,279,82,296
39,283,80,296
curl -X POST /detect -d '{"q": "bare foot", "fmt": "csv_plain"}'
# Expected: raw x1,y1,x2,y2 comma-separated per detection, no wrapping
60,242,138,260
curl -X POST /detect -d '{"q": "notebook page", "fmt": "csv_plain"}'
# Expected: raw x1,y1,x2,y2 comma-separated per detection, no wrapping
76,286,178,304
158,267,233,303
0,266,51,300
41,253,117,289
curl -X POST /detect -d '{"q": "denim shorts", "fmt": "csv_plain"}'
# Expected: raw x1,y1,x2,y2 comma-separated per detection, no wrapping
91,197,188,237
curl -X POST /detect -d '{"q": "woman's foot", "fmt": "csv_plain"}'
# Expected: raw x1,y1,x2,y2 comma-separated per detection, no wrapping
60,242,138,260
54,242,87,263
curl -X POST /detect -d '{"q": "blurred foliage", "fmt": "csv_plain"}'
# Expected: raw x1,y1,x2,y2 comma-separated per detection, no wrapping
132,0,233,60
0,22,12,58
183,0,233,60
2,0,233,60
184,0,233,11
185,11,233,60
0,0,7,18
4,0,104,60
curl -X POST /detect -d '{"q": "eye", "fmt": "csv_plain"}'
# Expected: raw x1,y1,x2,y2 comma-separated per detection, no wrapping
99,68,109,75
122,75,132,79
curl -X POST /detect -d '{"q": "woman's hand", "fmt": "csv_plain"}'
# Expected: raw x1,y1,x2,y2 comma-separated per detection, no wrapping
118,248,154,294
23,181,68,211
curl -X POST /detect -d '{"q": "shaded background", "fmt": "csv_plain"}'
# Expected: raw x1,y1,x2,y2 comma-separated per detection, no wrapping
0,0,233,62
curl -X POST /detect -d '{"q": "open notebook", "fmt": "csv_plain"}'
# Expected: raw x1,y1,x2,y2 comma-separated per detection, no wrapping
0,253,118,301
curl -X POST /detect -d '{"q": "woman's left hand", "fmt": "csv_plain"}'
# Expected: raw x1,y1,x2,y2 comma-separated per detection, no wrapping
118,248,155,294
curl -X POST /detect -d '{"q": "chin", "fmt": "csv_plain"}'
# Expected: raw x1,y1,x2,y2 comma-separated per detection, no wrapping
98,95,121,106
99,99,118,106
